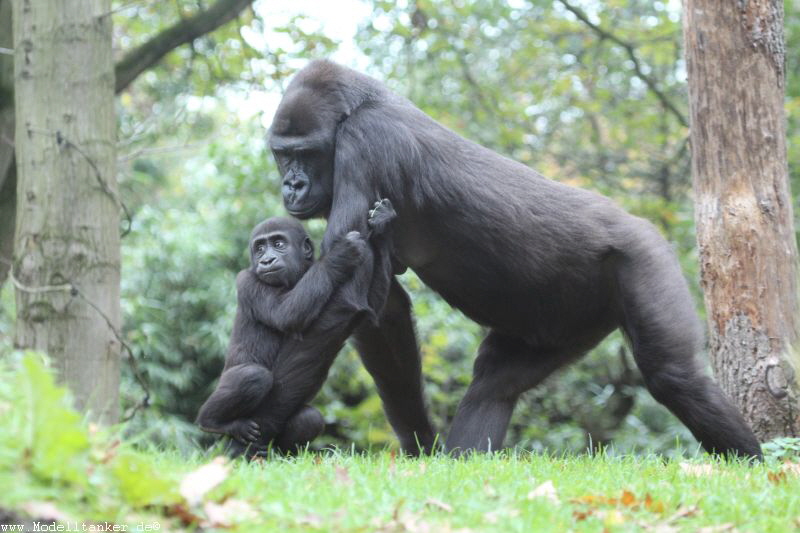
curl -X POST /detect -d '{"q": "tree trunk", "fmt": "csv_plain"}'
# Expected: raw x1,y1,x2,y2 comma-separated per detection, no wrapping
684,0,799,439
0,0,15,286
12,0,120,423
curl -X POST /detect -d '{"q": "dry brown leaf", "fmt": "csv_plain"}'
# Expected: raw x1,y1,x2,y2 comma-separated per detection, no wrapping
203,499,255,528
180,456,230,506
768,470,787,484
335,466,353,485
21,501,70,522
425,498,453,513
679,462,714,476
620,490,636,507
666,506,700,522
781,461,800,475
167,503,202,526
644,493,666,514
573,509,592,521
526,480,559,504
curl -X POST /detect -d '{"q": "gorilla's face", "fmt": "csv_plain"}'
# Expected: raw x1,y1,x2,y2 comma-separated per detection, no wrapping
269,86,339,220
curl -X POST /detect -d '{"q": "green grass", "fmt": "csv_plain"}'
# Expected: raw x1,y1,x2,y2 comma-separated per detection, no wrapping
1,354,799,532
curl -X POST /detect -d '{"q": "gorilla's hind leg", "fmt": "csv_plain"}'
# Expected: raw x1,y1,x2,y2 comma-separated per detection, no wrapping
445,332,572,455
196,364,273,446
616,244,762,459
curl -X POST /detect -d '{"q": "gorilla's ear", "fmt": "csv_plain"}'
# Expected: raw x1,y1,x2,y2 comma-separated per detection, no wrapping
303,236,315,261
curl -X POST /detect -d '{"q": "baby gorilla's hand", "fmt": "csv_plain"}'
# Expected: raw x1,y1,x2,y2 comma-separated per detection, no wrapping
340,231,368,262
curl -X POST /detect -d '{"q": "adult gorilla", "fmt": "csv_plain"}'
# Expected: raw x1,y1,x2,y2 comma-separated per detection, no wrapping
268,60,761,459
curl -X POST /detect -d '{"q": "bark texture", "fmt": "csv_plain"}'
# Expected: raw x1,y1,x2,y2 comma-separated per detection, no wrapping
684,0,799,439
0,0,15,285
12,0,120,422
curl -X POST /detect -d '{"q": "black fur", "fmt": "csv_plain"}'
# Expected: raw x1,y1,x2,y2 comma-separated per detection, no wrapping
267,60,762,459
196,202,396,456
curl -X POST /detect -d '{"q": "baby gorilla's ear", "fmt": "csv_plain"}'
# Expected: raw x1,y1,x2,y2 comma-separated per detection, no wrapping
302,236,314,261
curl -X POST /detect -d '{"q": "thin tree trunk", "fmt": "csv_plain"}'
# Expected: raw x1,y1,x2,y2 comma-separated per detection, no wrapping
684,0,799,439
0,0,254,290
0,0,15,286
12,0,120,423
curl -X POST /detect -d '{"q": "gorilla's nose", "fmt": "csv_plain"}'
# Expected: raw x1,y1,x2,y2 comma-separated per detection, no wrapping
282,174,309,204
287,178,305,191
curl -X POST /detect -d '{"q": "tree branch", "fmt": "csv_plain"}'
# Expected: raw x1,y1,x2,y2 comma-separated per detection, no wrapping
114,0,254,94
557,0,688,127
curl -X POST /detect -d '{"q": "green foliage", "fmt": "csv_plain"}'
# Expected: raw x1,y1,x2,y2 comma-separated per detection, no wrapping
763,437,800,461
0,347,182,520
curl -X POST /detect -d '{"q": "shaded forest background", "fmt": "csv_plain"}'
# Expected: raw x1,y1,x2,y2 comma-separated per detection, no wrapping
1,0,798,455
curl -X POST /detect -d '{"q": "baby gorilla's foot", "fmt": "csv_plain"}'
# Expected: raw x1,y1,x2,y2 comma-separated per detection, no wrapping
225,418,261,444
368,198,396,235
274,406,325,453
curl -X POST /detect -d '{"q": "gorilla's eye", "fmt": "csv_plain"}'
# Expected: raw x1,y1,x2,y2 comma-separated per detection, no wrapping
255,244,266,255
274,239,287,250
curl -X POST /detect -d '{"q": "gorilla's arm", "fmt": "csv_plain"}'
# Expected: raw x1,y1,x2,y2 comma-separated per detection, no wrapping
321,139,395,318
243,233,366,333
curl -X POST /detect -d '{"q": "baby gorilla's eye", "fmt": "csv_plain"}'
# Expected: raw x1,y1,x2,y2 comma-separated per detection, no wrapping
274,239,287,250
255,244,266,255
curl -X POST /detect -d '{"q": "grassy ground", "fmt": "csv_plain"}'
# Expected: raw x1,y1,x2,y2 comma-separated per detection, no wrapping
4,446,800,532
2,355,799,532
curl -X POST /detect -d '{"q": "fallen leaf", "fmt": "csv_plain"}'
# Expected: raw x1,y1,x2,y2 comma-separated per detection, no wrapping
601,509,626,527
644,493,666,514
203,499,254,528
620,490,636,507
573,510,592,521
335,466,353,485
666,506,699,522
21,501,69,522
425,498,453,513
167,503,201,526
781,461,800,476
180,457,230,506
527,480,559,504
768,470,787,484
679,462,714,476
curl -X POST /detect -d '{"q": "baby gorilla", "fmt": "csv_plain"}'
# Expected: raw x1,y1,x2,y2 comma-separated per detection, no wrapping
197,199,396,456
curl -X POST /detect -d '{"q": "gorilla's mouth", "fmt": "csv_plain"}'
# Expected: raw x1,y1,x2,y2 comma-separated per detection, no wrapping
257,266,284,282
286,199,324,219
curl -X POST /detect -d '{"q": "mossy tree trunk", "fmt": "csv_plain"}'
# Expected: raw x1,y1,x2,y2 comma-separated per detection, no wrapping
684,0,800,439
12,0,120,422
